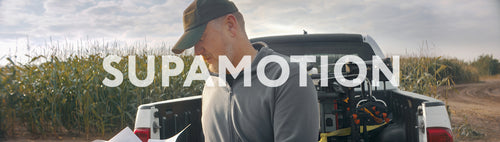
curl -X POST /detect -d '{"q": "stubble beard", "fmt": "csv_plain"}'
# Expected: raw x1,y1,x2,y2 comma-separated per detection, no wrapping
208,45,234,74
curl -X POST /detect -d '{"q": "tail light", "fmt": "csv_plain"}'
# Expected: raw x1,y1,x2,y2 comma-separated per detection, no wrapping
134,128,151,142
427,127,453,142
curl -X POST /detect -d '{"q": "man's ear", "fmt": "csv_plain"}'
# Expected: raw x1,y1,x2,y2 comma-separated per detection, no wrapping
224,14,238,37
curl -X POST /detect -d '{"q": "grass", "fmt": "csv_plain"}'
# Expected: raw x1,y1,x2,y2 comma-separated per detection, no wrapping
452,116,485,140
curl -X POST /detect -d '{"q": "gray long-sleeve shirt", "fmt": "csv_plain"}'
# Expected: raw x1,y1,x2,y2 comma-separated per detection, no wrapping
201,47,319,142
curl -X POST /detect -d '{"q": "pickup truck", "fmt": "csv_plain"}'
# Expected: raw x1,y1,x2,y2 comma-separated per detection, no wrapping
133,34,453,142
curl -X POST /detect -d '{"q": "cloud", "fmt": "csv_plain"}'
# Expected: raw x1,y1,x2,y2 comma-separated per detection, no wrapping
233,0,499,60
0,33,28,40
0,0,498,62
43,0,95,16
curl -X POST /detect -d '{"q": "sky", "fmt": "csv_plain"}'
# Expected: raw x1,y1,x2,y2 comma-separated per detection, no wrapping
0,0,499,65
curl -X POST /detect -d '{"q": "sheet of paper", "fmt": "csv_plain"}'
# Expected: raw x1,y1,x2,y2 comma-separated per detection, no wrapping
148,124,191,142
92,124,191,142
108,127,142,142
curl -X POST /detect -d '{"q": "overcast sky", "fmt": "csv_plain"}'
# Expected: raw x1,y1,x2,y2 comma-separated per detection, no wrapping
1,0,499,64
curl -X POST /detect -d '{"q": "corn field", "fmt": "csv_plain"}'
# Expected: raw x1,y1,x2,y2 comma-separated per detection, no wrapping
399,56,479,99
0,54,203,138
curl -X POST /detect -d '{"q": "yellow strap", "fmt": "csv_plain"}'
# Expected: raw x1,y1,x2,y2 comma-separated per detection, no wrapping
318,122,387,142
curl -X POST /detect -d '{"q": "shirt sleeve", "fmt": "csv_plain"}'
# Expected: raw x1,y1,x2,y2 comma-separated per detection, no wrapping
273,67,319,142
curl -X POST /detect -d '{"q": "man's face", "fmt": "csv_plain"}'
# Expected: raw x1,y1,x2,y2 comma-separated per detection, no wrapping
194,19,233,72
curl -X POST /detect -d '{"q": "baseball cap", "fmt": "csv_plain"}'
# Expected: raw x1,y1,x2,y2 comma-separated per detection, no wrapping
171,0,238,54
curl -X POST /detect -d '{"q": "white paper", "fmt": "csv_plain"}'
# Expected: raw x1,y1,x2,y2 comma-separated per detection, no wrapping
92,124,190,142
148,124,191,142
109,127,142,142
92,127,142,142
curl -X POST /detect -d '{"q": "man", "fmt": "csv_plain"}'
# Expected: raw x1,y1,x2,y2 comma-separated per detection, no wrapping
172,0,319,141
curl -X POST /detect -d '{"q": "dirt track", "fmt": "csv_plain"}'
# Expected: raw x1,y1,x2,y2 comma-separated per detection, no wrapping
446,77,500,142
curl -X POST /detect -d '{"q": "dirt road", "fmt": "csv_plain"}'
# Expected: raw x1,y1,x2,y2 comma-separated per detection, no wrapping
446,77,500,142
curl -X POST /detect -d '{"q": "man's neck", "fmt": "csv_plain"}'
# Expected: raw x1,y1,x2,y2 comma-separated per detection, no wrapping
226,40,257,74
234,43,257,64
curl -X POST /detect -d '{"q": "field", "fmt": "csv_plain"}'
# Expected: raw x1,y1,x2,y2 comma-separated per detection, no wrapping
1,44,499,141
0,54,205,140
